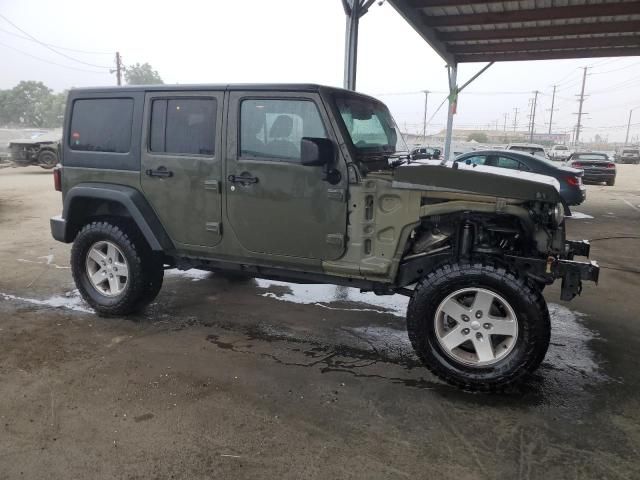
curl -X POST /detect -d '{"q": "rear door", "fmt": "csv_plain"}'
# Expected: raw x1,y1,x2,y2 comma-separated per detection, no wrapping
225,91,347,260
141,91,224,249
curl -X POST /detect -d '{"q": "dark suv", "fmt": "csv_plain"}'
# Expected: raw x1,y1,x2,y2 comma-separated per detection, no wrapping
50,84,599,391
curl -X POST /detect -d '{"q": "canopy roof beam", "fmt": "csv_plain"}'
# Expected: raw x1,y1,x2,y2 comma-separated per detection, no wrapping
421,2,640,28
439,20,640,43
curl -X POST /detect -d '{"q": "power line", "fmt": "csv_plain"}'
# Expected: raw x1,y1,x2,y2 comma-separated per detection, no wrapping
0,26,112,54
0,13,112,69
591,60,640,75
0,39,109,73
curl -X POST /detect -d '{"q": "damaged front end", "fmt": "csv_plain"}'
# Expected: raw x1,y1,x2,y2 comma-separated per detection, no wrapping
392,164,600,300
506,240,599,301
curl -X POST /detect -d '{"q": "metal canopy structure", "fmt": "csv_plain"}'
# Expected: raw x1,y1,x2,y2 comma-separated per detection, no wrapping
387,0,640,64
342,0,640,160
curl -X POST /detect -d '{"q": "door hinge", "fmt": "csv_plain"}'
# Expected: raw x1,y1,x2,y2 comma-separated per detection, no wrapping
327,188,345,201
204,180,220,193
206,222,221,234
326,233,345,248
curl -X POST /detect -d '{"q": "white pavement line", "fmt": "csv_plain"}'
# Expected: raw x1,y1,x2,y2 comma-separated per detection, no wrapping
623,199,640,213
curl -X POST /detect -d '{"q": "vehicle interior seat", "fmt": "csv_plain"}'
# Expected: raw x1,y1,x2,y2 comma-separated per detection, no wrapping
267,115,299,159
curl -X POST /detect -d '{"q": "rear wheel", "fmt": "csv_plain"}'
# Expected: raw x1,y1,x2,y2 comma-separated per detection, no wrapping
406,262,550,391
71,220,163,316
606,178,615,186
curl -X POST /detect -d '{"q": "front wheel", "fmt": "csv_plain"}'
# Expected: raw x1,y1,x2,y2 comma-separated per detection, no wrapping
406,262,550,391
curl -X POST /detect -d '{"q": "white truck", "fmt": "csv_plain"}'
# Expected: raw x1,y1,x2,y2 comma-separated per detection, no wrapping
505,143,547,158
548,144,571,161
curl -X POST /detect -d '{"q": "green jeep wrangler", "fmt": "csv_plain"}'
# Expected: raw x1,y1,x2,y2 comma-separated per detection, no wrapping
51,84,599,390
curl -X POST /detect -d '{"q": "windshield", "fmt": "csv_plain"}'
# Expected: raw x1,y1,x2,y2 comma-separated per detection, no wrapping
334,95,407,156
554,146,568,150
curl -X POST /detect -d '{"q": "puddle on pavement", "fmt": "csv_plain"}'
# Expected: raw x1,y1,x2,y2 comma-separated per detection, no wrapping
250,278,612,404
254,279,408,317
2,270,612,405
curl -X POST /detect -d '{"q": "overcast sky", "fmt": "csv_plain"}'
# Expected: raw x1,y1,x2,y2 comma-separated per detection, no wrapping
1,0,640,142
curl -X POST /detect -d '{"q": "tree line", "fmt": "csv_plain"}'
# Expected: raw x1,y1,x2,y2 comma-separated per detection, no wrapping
0,63,163,128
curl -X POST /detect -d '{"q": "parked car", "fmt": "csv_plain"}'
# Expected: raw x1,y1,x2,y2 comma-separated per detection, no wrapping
7,132,60,169
566,152,617,186
455,149,585,211
616,147,640,164
50,84,598,391
410,146,441,160
505,143,547,158
548,144,571,161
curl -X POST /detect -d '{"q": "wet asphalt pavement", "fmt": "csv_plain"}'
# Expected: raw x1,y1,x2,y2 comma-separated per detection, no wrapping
0,166,639,479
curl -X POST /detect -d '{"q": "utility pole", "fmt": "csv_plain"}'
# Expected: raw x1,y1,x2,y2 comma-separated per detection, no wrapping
115,51,123,86
529,90,539,142
574,67,588,146
503,112,508,131
422,90,429,143
512,107,519,132
625,108,635,145
548,85,557,134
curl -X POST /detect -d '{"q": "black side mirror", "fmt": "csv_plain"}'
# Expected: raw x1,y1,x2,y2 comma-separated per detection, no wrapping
300,137,334,167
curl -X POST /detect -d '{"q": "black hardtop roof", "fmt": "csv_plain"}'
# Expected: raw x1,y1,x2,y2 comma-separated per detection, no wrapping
68,83,380,102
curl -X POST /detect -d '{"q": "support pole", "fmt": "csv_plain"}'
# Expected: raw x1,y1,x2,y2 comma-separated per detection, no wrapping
443,64,457,162
575,67,588,146
342,0,374,91
422,90,429,143
115,51,122,86
529,90,539,143
548,85,556,135
343,1,359,90
625,108,634,145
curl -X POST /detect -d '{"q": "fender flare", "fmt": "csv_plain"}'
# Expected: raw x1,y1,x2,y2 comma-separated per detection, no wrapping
62,183,173,251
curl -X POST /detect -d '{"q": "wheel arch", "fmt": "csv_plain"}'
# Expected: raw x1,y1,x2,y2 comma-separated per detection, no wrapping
62,183,173,252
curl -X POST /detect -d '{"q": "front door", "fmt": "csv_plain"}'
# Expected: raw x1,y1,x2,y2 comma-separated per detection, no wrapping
141,91,224,250
225,91,347,260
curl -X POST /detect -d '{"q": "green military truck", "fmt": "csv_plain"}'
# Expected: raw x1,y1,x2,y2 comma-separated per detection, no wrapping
50,84,599,390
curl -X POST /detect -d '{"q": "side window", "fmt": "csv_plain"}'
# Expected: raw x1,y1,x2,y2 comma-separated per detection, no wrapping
240,98,327,162
150,98,216,155
495,156,521,170
462,155,486,165
69,98,133,153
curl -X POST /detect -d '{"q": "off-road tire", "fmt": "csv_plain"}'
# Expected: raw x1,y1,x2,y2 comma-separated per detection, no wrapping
606,178,615,186
71,220,163,316
406,262,550,392
37,150,58,169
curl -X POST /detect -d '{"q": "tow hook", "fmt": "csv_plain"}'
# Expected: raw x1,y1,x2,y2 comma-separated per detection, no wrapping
546,256,555,274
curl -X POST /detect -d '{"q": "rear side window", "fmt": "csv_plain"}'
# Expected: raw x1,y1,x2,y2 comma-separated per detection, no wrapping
495,156,521,170
69,98,133,153
150,98,216,155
